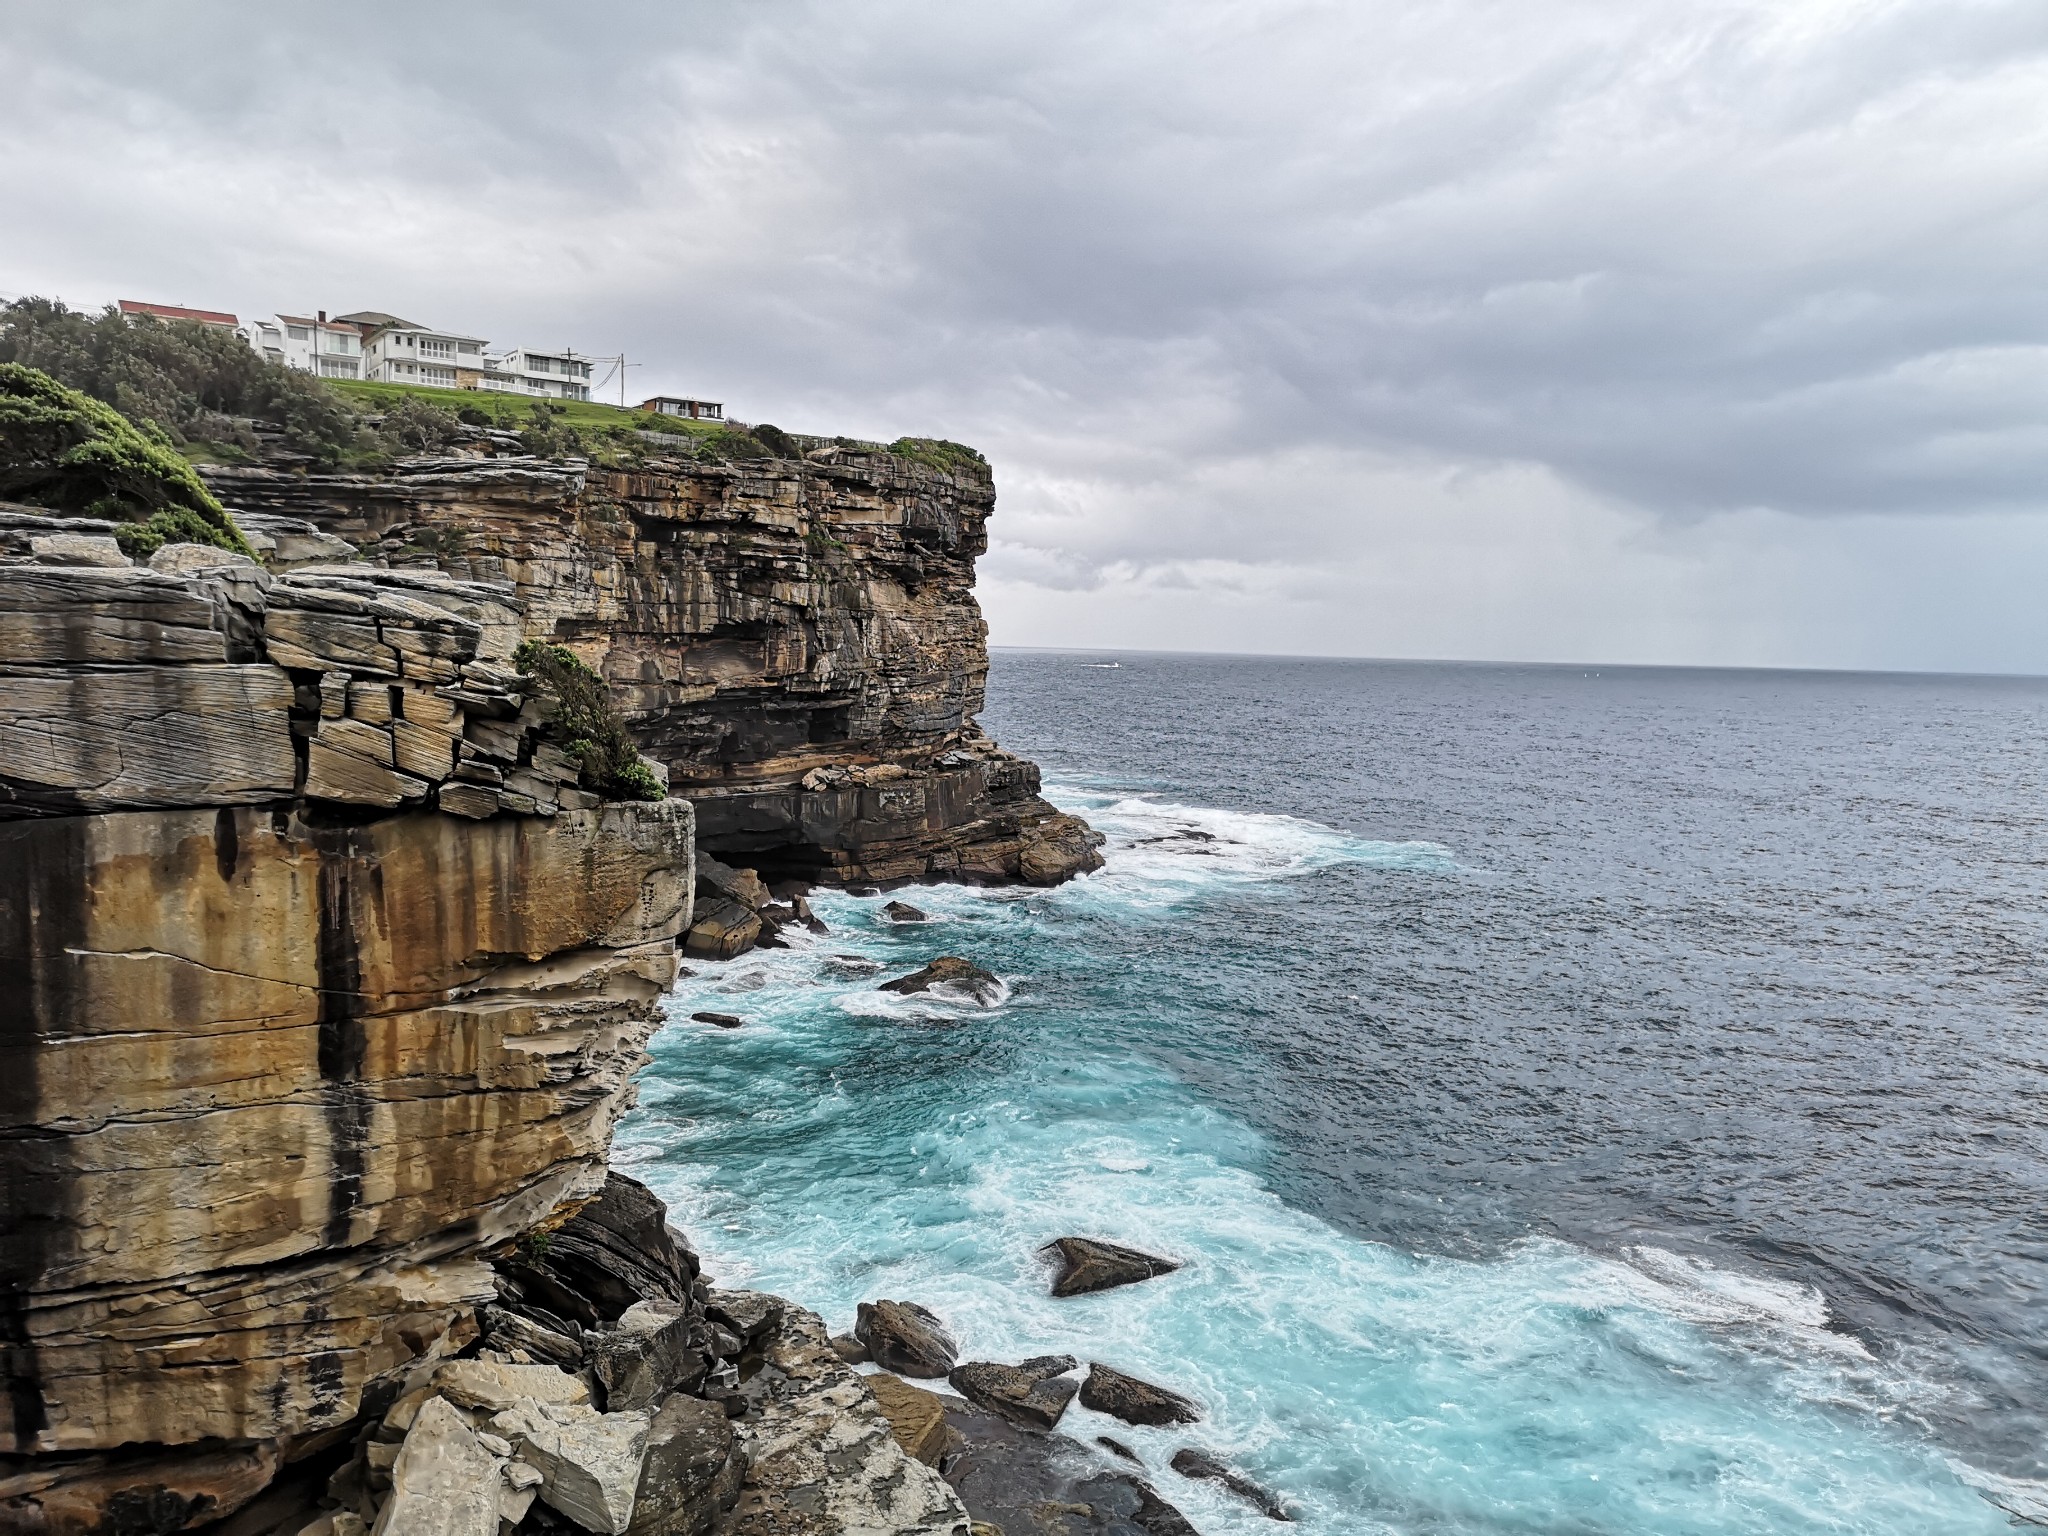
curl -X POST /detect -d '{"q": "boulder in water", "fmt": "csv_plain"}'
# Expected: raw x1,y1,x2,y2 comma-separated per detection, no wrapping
855,1299,958,1378
1079,1364,1201,1427
1042,1237,1181,1298
947,1356,1080,1430
691,1011,744,1029
879,955,1001,1004
884,899,928,922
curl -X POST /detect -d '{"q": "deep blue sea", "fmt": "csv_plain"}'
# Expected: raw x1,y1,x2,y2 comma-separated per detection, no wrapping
621,652,2048,1534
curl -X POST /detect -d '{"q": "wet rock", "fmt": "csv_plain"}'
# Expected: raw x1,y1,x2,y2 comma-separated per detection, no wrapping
492,1399,652,1536
1098,1436,1142,1465
829,1333,871,1365
884,900,929,922
855,1299,959,1378
691,1011,745,1029
1079,1364,1202,1427
1169,1448,1292,1521
935,1396,1197,1536
372,1395,508,1536
946,1357,1080,1430
696,853,771,913
1042,1237,1183,1298
589,1299,710,1412
624,1394,745,1536
682,898,762,960
866,1373,965,1467
879,955,1002,1004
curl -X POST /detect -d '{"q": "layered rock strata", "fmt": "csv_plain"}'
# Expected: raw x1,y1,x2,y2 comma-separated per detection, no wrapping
197,443,1101,888
0,533,694,1529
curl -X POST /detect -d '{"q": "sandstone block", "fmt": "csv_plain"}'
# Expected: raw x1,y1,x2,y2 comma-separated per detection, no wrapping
0,566,225,665
433,1359,592,1415
370,1395,506,1536
0,663,296,815
865,1373,962,1467
493,1400,650,1536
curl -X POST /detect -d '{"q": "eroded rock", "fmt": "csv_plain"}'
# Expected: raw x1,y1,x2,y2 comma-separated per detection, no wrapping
625,1394,744,1536
1079,1364,1202,1427
1042,1238,1183,1298
865,1373,964,1468
934,1396,1197,1536
492,1399,651,1536
946,1357,1080,1431
878,957,1002,1005
370,1395,506,1536
855,1300,959,1378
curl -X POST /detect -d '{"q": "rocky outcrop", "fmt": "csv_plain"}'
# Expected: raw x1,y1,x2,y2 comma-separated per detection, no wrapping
196,444,1102,890
1042,1238,1183,1298
1077,1365,1202,1428
855,1301,959,1380
0,537,694,1531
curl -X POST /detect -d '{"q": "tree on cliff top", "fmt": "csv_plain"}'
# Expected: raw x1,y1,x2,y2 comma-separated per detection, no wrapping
0,296,362,466
0,363,252,557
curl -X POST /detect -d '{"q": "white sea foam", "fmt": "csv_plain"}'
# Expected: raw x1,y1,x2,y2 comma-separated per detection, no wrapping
620,789,2008,1535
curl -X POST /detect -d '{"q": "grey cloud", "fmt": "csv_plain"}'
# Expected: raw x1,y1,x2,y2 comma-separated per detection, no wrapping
5,0,2046,665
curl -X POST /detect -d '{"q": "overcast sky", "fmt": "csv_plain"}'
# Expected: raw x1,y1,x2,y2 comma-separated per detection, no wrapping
6,1,2047,671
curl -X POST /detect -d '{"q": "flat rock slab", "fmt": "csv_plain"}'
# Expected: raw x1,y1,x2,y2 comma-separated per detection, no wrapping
1042,1238,1182,1298
691,1011,745,1029
946,1357,1080,1431
856,1299,958,1378
1079,1364,1202,1428
933,1395,1196,1536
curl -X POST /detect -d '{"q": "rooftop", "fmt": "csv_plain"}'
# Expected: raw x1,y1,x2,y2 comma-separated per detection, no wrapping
119,299,237,326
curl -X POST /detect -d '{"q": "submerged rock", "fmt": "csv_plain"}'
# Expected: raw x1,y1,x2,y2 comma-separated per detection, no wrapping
1042,1237,1183,1298
879,955,1002,1004
884,899,929,922
690,1011,745,1029
855,1299,959,1378
1170,1448,1292,1521
946,1356,1081,1430
1098,1436,1143,1465
1080,1363,1202,1427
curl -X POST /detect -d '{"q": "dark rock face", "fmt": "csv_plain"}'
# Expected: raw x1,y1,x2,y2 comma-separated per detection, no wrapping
854,1300,959,1379
501,1173,700,1327
1079,1364,1203,1427
627,1394,745,1536
934,1396,1198,1536
198,450,1104,889
1170,1447,1293,1521
880,956,1002,1004
690,1011,745,1029
1043,1238,1183,1298
945,1357,1080,1430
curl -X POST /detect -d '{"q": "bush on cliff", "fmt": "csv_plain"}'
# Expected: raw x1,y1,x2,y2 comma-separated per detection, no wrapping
888,436,987,477
0,363,252,557
0,296,364,467
512,639,666,802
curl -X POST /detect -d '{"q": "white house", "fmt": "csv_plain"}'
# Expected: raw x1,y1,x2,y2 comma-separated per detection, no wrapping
483,346,594,402
339,312,487,390
248,313,366,379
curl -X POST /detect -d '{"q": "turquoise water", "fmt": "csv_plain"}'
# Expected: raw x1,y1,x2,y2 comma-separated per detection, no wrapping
620,775,2024,1533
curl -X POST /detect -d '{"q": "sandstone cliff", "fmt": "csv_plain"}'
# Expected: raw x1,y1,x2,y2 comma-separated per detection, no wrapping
195,438,1101,889
0,524,697,1527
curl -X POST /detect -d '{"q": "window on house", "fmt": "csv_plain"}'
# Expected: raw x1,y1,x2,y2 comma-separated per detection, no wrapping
286,325,310,341
421,339,453,359
528,356,552,372
458,342,479,355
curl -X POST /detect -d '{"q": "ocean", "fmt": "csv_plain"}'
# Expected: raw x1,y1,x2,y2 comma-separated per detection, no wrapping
618,651,2048,1534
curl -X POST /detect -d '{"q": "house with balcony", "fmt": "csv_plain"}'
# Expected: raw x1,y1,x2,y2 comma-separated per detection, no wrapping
247,313,365,379
339,312,488,390
483,346,594,401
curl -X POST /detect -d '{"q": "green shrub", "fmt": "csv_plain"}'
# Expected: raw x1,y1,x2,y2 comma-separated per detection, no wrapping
750,422,798,458
0,363,251,556
511,639,665,802
692,425,769,463
380,392,463,451
0,297,363,466
888,436,988,476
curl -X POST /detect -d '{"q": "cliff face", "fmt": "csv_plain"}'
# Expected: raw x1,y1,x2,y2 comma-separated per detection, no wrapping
0,527,694,1522
198,443,1101,888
